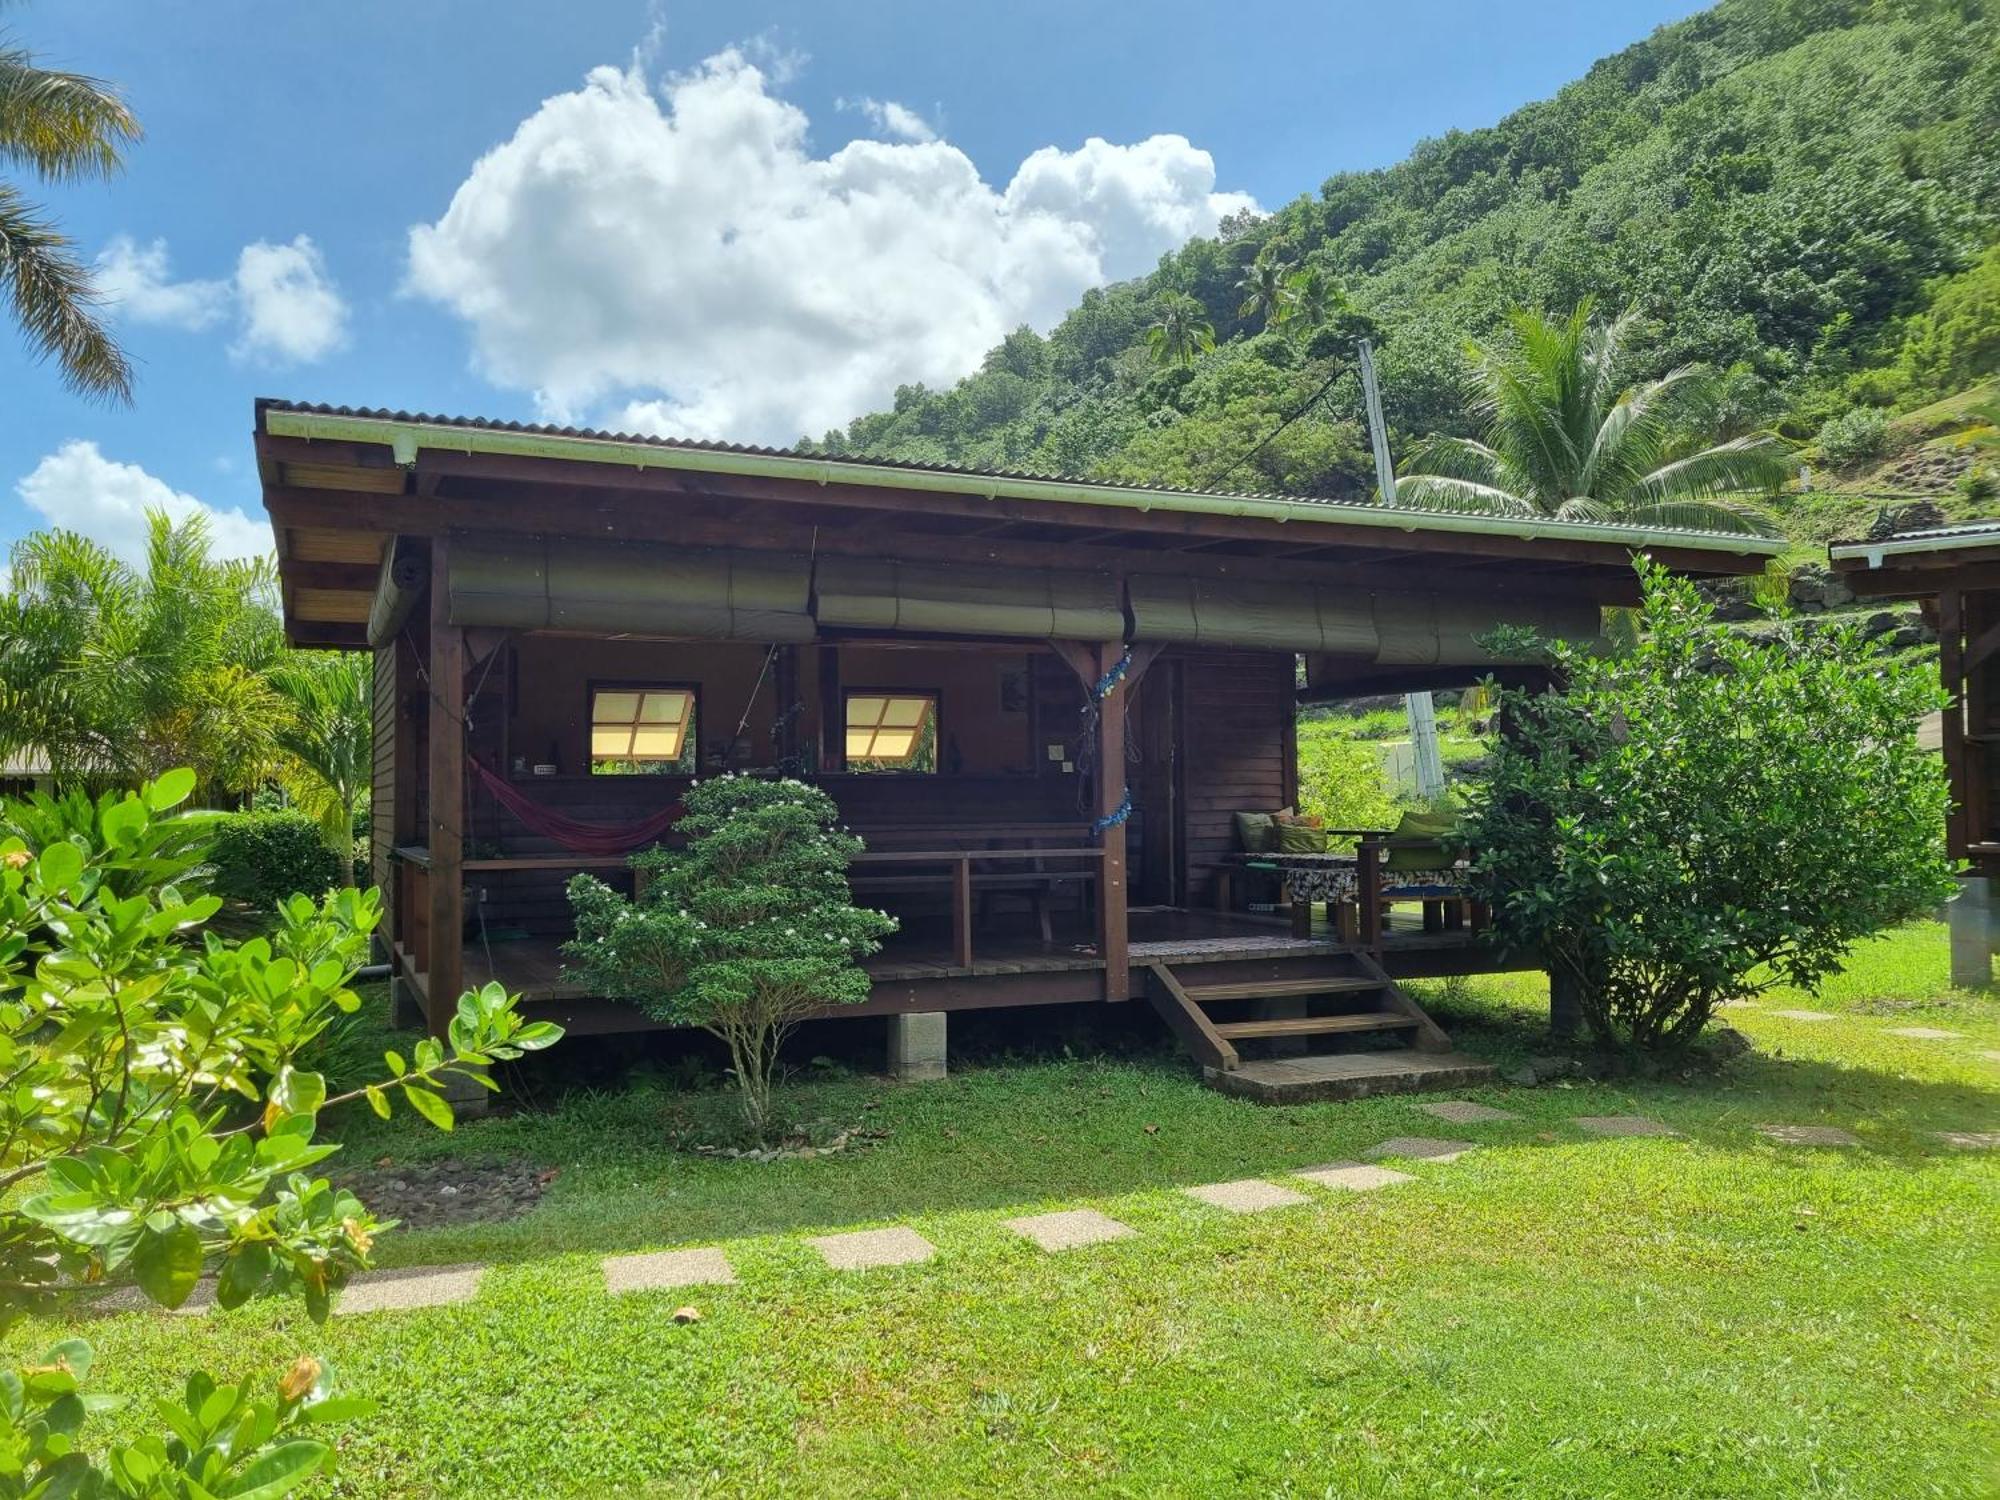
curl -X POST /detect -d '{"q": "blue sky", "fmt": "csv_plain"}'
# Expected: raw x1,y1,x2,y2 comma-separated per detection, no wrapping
1,0,1708,564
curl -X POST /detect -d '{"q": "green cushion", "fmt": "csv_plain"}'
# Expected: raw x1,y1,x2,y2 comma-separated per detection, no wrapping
1384,809,1460,873
1233,809,1288,853
1276,821,1329,855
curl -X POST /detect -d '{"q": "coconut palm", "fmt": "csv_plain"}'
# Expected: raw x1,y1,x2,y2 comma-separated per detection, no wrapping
0,19,140,399
0,512,289,795
1395,301,1796,534
1285,266,1340,331
1146,292,1216,369
270,652,371,881
1236,259,1293,330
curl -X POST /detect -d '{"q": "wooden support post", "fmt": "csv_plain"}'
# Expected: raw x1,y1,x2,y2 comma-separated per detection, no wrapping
1941,588,1967,860
1093,643,1130,1000
1357,839,1384,957
818,645,844,773
951,855,973,969
426,539,465,1040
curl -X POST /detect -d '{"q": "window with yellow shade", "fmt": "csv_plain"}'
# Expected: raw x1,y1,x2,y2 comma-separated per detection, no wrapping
844,692,937,773
589,685,697,775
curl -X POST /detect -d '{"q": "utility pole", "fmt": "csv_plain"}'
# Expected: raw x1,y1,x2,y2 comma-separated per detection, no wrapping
1357,338,1446,804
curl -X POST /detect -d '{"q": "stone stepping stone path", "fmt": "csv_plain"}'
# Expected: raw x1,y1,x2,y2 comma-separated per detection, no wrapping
1293,1162,1415,1191
1757,1124,1861,1148
335,1264,483,1316
809,1226,935,1271
1885,1026,1964,1040
1934,1131,2000,1149
1004,1208,1135,1252
1770,1009,1836,1022
1181,1178,1309,1214
1415,1100,1518,1124
604,1247,735,1295
1363,1136,1475,1163
1574,1115,1680,1138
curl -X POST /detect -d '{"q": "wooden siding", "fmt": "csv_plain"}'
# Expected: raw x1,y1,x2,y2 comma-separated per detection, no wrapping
371,639,399,936
1180,649,1296,904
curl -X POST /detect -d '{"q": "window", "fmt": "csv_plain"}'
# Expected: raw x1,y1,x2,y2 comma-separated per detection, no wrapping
845,692,937,773
590,685,696,774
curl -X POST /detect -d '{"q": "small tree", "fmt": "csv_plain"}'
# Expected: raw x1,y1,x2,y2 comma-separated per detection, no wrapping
0,770,561,1494
566,775,896,1136
1467,561,1954,1055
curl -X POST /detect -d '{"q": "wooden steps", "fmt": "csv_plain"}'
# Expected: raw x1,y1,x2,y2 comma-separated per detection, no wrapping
1143,948,1472,1102
1180,976,1382,1003
1212,1013,1417,1040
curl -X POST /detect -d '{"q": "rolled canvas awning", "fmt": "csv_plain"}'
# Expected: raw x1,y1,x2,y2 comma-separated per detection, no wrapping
815,557,1122,640
1131,572,1601,665
447,535,815,641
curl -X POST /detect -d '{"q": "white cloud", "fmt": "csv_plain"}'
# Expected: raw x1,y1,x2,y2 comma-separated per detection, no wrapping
92,232,350,367
232,236,349,365
842,96,936,143
406,49,1256,442
93,236,230,330
15,441,270,567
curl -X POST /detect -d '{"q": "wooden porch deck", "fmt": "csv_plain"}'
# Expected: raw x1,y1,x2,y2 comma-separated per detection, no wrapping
409,904,1522,1037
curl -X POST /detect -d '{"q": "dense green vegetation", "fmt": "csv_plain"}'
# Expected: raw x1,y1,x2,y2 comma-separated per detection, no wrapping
22,924,1995,1496
810,0,1999,520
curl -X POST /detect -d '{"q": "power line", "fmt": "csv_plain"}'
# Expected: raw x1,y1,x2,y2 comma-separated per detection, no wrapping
1202,362,1346,492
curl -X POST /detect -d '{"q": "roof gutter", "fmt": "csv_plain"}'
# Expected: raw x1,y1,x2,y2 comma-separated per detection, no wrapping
263,408,1785,558
1829,533,2000,568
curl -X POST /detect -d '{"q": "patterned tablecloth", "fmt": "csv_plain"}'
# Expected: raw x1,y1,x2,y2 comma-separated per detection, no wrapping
1247,852,1464,904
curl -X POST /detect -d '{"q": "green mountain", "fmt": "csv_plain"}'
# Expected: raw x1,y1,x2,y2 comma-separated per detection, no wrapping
808,0,1999,514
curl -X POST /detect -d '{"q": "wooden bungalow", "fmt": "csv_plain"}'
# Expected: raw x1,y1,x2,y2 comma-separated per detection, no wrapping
254,399,1781,1099
1830,518,2000,989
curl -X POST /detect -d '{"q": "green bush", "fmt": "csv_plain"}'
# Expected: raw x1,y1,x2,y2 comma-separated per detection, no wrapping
209,808,342,908
1815,406,1892,469
1466,562,1953,1056
567,775,897,1137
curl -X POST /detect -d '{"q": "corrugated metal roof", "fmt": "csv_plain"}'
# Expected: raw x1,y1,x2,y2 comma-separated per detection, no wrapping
1830,518,2000,563
255,397,1784,548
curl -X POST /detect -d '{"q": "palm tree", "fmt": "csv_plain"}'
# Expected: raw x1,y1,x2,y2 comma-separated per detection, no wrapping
270,653,371,882
0,20,139,399
1146,292,1216,369
1395,301,1796,534
1285,267,1340,331
1236,259,1293,331
0,512,288,796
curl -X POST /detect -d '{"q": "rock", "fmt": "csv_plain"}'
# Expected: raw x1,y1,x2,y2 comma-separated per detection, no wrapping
1524,1054,1582,1082
1504,1066,1538,1087
1862,611,1901,639
1889,626,1926,650
1820,578,1855,608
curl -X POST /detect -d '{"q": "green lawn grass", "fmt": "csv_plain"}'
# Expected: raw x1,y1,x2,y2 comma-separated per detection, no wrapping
14,922,1999,1497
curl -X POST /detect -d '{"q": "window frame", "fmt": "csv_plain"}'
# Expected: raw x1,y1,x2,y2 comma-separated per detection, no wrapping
585,679,700,775
841,688,940,775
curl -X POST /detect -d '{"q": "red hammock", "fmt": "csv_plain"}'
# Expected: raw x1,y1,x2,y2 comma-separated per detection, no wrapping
467,758,683,857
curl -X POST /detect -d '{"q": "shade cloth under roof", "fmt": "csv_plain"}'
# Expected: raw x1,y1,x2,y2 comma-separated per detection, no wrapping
1129,574,1601,663
814,557,1122,640
447,534,814,641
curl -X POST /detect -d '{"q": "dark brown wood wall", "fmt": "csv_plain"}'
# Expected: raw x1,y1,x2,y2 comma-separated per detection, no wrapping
1179,649,1296,904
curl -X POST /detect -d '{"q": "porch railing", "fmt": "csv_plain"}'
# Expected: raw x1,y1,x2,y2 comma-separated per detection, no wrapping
847,846,1106,969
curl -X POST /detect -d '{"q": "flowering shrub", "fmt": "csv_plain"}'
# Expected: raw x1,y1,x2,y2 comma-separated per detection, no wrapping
566,775,895,1135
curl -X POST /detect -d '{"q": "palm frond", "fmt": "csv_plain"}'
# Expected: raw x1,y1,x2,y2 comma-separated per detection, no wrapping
1551,497,1618,524
1400,434,1507,486
1391,475,1542,518
0,183,132,400
1619,498,1783,537
0,49,140,182
1631,432,1800,505
1578,366,1699,501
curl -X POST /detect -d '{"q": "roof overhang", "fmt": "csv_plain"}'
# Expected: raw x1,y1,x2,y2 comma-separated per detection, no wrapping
254,400,1784,648
1828,526,2000,600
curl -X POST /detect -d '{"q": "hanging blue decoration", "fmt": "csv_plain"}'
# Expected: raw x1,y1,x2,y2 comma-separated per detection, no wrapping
1092,645,1133,701
1092,787,1133,833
